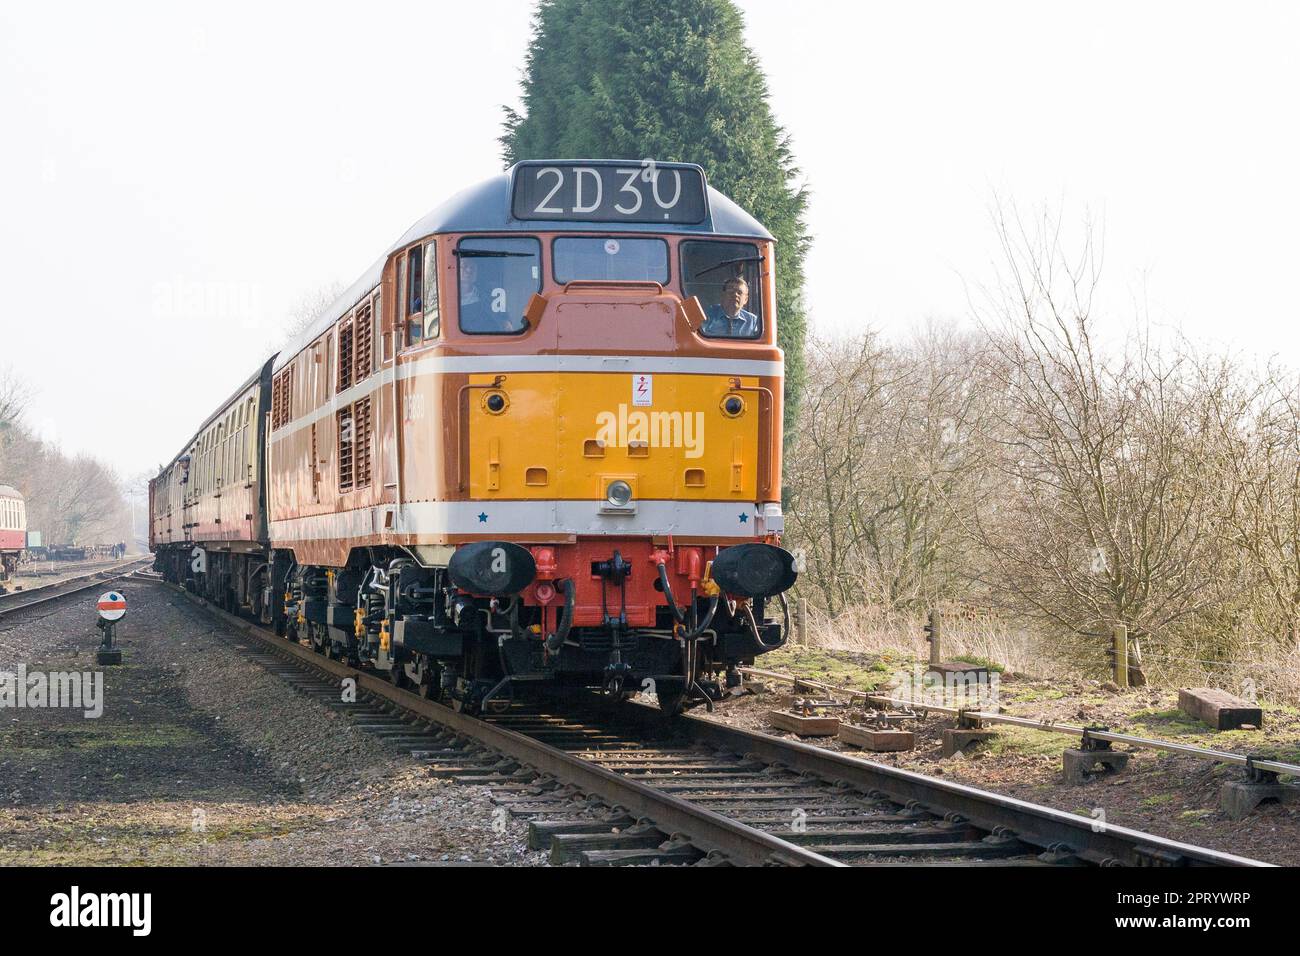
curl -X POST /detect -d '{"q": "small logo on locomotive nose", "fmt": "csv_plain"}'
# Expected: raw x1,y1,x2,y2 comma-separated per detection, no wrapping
595,405,705,458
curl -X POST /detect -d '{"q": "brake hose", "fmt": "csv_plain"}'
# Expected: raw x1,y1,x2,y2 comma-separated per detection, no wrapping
657,562,688,625
681,594,720,640
544,579,575,653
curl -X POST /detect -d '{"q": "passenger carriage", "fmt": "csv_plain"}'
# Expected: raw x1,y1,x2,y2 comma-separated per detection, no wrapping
0,485,27,585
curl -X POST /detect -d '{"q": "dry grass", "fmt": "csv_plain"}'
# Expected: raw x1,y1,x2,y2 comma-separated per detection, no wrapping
1138,642,1300,708
801,602,1300,706
801,602,1063,678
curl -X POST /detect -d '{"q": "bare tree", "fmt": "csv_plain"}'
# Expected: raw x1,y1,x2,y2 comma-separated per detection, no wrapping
1212,365,1300,648
785,324,997,614
785,332,896,614
0,366,31,457
33,455,126,545
0,369,132,548
781,200,1299,691
970,206,1235,671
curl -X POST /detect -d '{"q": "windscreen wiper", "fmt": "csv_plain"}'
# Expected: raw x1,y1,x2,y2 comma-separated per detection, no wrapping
694,255,763,278
454,249,535,258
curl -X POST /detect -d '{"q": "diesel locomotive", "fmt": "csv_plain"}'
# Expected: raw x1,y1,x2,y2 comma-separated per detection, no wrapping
150,160,796,714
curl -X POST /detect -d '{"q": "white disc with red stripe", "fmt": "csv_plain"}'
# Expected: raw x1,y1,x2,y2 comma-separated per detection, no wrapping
97,591,127,622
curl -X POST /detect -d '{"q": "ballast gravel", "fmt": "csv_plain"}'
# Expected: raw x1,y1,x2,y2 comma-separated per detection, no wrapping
0,579,546,866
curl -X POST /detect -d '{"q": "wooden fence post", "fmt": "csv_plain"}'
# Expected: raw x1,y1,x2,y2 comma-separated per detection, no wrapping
926,609,941,666
1113,623,1129,689
796,597,808,646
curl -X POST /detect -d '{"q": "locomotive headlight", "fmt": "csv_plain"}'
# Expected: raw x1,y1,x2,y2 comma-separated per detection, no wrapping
721,394,745,417
605,480,633,508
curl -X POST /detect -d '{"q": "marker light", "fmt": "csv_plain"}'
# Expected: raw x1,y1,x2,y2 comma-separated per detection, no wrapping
606,480,633,508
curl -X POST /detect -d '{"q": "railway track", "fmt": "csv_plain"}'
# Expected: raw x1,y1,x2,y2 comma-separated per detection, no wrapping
0,558,152,618
17,555,140,579
154,575,1269,868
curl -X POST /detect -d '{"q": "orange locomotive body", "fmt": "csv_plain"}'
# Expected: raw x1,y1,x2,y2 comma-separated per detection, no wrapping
151,161,796,713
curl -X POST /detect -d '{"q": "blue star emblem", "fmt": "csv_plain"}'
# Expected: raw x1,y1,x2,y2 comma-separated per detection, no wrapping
738,513,748,524
477,512,488,523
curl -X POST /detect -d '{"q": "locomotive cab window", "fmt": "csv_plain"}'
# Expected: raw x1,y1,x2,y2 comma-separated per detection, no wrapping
405,246,424,346
457,236,540,335
422,243,440,339
553,237,668,284
681,240,763,340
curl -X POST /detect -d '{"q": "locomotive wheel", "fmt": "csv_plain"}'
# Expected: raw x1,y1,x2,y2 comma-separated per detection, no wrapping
310,624,328,655
450,695,479,716
602,687,637,705
657,691,688,716
389,662,409,689
418,675,439,701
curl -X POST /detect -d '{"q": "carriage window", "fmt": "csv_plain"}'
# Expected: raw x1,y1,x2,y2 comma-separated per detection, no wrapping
553,237,668,284
457,237,541,335
680,240,763,339
422,243,440,339
406,246,423,345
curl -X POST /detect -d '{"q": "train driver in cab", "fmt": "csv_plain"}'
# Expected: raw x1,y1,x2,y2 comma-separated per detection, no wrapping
460,257,519,334
702,276,759,338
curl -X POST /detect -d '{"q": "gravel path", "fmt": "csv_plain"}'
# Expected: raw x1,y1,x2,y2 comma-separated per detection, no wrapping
0,579,545,866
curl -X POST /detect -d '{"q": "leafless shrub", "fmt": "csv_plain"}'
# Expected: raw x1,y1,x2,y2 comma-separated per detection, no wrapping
785,202,1300,700
0,366,30,437
1211,365,1300,649
967,207,1241,673
785,324,996,614
0,370,131,548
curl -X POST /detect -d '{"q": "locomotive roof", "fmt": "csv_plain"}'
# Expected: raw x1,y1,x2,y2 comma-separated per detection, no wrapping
395,162,773,245
0,485,22,500
274,161,773,372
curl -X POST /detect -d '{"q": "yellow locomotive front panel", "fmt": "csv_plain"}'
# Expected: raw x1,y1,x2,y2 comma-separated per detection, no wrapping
466,371,760,505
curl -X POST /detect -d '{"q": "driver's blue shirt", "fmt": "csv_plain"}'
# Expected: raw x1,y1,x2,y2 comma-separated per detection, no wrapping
702,304,759,338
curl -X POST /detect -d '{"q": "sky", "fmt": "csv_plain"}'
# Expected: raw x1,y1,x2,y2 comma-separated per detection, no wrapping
1,1,1298,480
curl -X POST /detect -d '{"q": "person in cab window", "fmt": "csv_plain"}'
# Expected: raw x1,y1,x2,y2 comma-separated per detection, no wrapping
460,256,483,314
460,257,514,333
702,276,758,338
